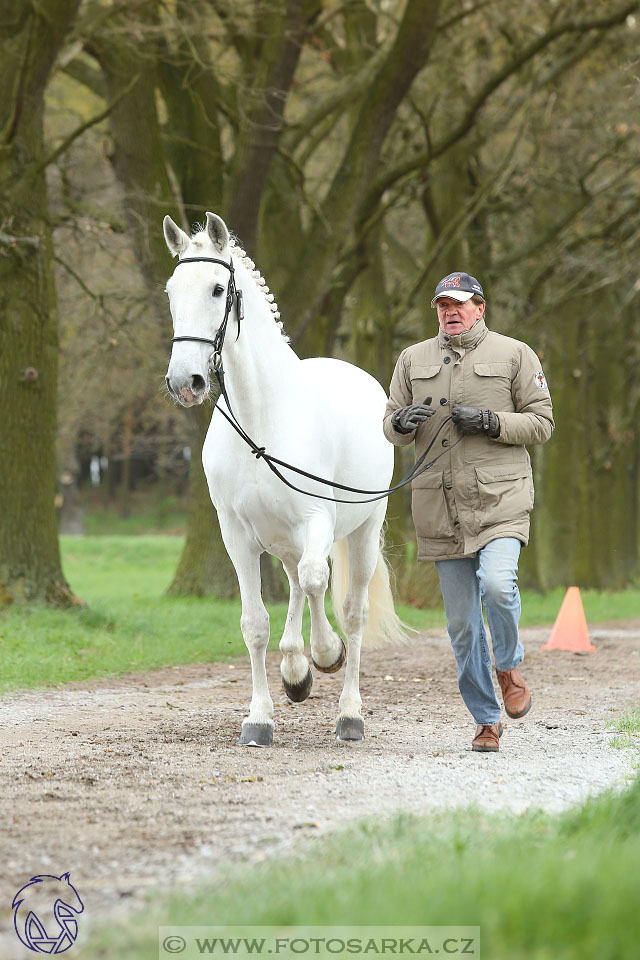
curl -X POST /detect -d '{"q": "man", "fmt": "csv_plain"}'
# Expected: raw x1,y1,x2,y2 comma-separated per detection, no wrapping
383,272,554,752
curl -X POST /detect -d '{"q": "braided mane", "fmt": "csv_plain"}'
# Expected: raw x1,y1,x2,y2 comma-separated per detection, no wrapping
190,225,289,343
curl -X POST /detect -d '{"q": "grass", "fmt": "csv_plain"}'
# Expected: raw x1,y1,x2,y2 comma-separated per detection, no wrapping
609,710,640,750
3,532,638,956
82,495,188,536
0,537,250,692
84,750,640,960
0,536,438,693
518,585,640,626
0,536,638,694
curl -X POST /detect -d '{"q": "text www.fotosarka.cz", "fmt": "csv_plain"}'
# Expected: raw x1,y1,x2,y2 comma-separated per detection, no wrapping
159,927,480,959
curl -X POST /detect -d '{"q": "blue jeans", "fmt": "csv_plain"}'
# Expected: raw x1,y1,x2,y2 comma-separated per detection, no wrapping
435,538,524,725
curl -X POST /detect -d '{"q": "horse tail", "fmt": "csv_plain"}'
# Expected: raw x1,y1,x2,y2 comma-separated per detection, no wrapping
330,532,411,648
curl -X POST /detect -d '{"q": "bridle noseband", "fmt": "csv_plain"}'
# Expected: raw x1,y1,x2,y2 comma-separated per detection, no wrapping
170,256,243,368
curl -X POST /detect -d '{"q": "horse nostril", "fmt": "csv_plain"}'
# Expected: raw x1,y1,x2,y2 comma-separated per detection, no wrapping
191,374,206,393
165,376,176,397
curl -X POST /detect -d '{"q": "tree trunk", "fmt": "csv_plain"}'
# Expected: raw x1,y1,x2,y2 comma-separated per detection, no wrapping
0,0,81,607
225,0,322,253
120,402,133,519
89,8,240,596
284,0,442,353
166,403,238,598
157,0,224,216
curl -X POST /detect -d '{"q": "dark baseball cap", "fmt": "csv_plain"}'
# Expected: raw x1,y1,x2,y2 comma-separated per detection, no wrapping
431,272,484,307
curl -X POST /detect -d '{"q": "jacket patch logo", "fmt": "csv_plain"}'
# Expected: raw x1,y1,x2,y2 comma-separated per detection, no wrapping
534,371,548,390
442,276,461,288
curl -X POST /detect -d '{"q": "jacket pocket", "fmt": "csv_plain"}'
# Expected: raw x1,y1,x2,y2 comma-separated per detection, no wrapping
474,362,513,378
410,364,442,403
475,465,533,528
411,470,453,539
411,364,442,379
472,362,514,409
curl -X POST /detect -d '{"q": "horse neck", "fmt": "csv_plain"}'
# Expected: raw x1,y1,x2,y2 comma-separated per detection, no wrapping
220,271,299,432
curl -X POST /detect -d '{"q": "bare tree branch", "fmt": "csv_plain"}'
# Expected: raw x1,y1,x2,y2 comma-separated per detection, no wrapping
495,157,640,272
29,77,136,186
366,0,640,208
282,40,390,154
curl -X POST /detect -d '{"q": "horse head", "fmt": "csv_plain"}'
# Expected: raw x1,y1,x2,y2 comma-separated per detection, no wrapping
163,211,234,406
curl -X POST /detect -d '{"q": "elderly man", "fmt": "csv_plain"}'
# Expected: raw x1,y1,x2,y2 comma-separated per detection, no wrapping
384,272,554,752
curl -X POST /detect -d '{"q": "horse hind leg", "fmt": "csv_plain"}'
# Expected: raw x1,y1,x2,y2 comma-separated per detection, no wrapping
279,561,313,703
335,519,381,741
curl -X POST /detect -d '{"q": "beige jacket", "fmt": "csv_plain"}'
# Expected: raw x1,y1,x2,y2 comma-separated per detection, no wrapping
383,319,554,561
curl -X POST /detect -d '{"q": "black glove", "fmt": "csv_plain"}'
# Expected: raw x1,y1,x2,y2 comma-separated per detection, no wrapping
391,398,436,434
450,404,500,438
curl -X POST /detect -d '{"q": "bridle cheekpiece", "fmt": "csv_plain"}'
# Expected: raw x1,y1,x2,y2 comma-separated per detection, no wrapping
170,256,244,369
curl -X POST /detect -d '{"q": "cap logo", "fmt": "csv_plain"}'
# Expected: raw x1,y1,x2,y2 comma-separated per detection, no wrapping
442,276,461,288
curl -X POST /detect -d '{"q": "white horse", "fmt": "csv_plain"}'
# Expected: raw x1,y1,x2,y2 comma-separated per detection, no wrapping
163,212,404,746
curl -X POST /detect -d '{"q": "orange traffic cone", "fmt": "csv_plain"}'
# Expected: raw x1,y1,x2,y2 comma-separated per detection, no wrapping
542,586,596,652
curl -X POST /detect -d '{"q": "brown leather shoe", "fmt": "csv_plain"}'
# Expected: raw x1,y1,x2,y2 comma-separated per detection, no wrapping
496,667,532,718
472,722,503,752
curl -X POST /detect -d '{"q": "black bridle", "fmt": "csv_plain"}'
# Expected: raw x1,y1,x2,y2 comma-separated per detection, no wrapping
168,256,460,503
170,256,244,369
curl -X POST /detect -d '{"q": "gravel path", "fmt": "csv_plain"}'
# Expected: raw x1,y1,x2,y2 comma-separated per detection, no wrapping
1,622,638,955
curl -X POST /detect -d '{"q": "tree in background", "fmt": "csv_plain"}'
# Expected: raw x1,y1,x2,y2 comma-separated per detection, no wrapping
11,0,637,606
58,0,442,598
0,0,81,607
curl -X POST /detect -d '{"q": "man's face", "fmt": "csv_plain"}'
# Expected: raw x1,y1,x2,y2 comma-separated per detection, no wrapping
435,296,485,336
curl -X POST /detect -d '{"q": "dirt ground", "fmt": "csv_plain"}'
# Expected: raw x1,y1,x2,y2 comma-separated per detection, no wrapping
1,622,639,955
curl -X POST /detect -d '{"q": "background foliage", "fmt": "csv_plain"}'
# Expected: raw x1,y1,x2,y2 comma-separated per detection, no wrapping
1,0,639,604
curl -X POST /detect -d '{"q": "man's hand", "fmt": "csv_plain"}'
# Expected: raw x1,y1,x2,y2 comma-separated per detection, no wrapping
391,398,436,434
451,404,500,438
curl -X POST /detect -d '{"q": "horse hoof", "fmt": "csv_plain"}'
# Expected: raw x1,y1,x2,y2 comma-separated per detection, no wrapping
312,640,346,675
282,666,313,703
239,722,273,747
335,716,365,741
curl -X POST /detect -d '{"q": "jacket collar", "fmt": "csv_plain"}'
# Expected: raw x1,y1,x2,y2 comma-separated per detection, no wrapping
438,317,488,354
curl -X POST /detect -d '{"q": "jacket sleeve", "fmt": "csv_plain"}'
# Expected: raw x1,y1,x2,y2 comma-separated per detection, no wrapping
494,344,554,445
383,349,416,446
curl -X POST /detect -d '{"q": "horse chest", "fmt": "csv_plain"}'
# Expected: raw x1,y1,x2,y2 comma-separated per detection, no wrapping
208,461,303,546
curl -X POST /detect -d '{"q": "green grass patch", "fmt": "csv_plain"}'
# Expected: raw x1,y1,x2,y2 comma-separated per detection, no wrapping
518,585,640,626
0,537,274,692
0,537,637,694
80,490,189,536
85,767,640,960
0,536,441,693
608,710,640,750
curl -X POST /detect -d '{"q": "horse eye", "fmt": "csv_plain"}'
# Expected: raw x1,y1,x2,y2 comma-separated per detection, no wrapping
212,284,225,297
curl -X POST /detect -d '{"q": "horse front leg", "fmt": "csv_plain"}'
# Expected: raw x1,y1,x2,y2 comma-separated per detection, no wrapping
298,515,345,682
279,560,313,703
220,522,273,746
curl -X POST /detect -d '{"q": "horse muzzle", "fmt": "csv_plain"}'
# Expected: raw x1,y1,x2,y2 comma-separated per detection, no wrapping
166,373,209,406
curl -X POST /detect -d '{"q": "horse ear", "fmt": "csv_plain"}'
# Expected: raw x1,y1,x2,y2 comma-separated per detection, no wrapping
163,215,190,257
206,212,229,253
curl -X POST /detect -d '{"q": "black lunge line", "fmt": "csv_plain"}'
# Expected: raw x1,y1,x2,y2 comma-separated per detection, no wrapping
170,253,460,505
